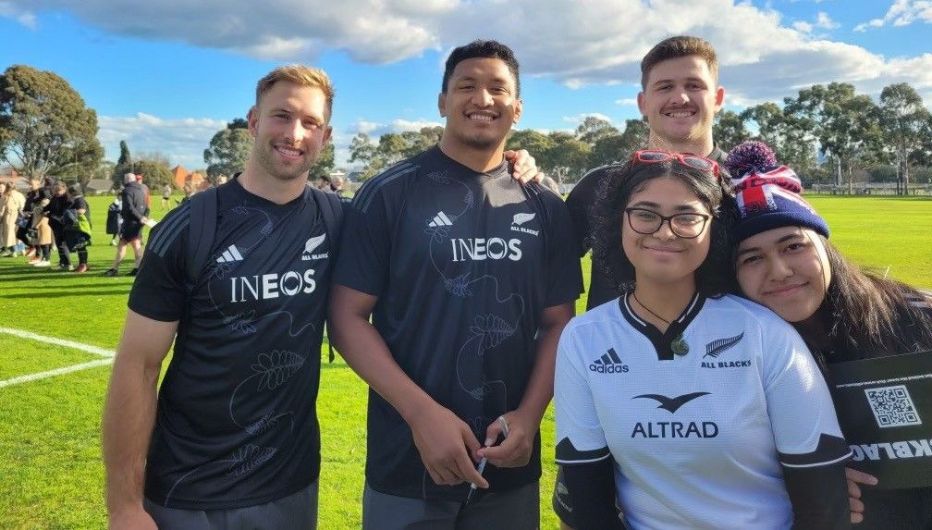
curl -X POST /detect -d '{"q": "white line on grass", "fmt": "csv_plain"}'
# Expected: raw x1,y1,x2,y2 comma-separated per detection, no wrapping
0,327,114,357
0,327,116,389
0,359,113,389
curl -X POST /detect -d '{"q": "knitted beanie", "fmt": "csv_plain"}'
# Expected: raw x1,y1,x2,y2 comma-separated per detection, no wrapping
724,141,829,241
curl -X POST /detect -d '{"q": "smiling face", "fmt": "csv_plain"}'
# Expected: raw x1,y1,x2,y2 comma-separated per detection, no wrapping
248,81,332,183
735,226,832,323
622,176,712,289
438,57,522,154
637,55,723,150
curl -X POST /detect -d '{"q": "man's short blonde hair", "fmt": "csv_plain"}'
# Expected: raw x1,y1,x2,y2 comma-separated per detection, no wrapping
255,65,335,121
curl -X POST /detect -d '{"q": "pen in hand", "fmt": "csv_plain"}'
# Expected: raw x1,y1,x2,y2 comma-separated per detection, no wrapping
466,415,510,502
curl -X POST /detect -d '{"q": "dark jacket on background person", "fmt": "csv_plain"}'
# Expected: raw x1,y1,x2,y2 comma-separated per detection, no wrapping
121,182,147,224
45,194,70,229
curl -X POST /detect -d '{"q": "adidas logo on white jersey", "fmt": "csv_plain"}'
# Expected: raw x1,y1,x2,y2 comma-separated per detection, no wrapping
428,211,454,227
589,348,629,373
216,244,243,263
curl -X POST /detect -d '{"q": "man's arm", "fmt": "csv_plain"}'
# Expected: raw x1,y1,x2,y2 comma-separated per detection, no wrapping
102,309,177,529
327,285,488,488
479,302,574,467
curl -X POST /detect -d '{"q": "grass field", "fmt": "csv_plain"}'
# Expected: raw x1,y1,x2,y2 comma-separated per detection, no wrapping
0,194,929,529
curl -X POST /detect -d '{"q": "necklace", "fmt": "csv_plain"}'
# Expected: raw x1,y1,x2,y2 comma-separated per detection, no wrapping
631,291,691,356
632,291,672,325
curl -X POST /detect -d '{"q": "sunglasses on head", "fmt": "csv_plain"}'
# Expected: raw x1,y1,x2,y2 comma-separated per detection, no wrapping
632,149,721,178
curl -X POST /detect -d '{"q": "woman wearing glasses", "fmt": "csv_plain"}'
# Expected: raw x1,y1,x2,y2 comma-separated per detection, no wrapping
727,141,932,529
554,150,851,529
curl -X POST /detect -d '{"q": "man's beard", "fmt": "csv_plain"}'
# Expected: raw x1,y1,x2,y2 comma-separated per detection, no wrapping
255,142,315,182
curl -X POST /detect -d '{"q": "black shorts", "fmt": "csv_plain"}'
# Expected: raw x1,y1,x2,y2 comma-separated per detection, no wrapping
120,221,144,242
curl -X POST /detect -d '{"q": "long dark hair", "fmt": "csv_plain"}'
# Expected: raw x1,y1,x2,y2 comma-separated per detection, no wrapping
591,159,735,297
813,236,932,361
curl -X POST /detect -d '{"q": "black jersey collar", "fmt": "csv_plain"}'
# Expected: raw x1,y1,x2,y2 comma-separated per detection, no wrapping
619,291,706,361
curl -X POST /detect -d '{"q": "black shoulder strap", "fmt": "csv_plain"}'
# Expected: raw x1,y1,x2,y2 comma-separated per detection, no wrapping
185,186,218,287
307,186,345,363
309,187,344,261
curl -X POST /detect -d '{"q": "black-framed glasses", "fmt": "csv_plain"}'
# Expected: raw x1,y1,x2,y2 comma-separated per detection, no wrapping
624,208,711,239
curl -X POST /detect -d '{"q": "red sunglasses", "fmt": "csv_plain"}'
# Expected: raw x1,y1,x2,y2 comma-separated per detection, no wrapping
632,149,721,178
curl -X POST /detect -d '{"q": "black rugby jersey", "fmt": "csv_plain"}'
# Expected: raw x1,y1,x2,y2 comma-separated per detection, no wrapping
335,146,582,500
129,178,335,509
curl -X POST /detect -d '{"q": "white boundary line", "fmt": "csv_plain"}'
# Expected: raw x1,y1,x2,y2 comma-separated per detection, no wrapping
0,327,115,389
0,359,113,389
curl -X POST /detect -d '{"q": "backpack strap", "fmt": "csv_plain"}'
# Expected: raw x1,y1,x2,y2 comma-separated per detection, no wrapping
310,188,343,262
185,186,218,288
307,187,345,362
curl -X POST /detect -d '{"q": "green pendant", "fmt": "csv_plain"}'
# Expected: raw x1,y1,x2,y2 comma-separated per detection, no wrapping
671,334,689,356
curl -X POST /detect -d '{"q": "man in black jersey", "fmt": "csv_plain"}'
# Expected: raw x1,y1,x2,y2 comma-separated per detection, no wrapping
102,65,338,530
567,35,728,311
330,40,582,529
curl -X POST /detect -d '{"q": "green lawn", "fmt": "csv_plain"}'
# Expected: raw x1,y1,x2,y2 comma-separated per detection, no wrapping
0,194,929,529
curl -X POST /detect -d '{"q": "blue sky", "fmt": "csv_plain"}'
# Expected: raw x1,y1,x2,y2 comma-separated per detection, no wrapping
1,0,930,170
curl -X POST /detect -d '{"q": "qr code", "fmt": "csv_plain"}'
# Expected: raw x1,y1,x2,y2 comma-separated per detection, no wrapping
865,385,922,428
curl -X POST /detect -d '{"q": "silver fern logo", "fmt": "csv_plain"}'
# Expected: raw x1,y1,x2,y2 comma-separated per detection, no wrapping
302,234,328,261
704,333,745,359
511,212,539,236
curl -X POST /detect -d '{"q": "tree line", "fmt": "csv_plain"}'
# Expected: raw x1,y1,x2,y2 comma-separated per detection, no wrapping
2,64,930,194
349,82,932,194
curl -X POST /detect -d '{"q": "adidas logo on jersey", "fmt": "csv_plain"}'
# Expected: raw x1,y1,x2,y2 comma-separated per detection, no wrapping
510,212,539,236
216,244,244,264
428,211,454,227
589,348,629,373
301,234,328,261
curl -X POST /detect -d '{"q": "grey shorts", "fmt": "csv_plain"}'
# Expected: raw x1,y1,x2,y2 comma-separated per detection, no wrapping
143,481,318,530
362,481,540,530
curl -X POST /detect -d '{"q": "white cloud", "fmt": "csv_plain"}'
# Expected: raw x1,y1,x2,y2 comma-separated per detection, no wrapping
854,0,932,31
615,98,638,106
98,113,227,170
562,113,614,126
815,12,839,29
13,0,932,102
0,1,36,28
12,0,930,141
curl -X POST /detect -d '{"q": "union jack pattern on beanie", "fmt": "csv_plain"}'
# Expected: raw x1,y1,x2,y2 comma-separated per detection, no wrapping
725,141,830,241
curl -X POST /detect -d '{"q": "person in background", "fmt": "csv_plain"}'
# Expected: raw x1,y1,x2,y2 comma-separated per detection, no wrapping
22,178,50,259
28,194,53,267
44,181,74,270
0,182,27,256
727,140,932,529
104,173,148,277
107,194,123,246
177,182,196,205
161,184,172,210
63,184,93,273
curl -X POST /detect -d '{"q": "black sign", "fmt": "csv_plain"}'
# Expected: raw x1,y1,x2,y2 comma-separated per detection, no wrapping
829,352,932,489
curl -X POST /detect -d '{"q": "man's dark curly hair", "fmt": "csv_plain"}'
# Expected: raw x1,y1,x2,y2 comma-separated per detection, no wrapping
590,158,736,297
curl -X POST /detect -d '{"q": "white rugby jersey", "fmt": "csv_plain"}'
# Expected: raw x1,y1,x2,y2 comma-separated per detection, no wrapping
555,293,851,530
